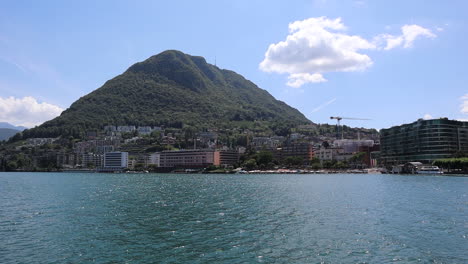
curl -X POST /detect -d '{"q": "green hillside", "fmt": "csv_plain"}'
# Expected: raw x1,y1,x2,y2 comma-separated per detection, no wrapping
19,50,310,139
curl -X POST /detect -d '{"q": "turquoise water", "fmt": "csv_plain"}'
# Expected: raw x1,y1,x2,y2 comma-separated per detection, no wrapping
0,173,466,263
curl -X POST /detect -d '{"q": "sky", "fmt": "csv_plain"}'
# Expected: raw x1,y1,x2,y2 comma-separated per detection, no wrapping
0,0,467,129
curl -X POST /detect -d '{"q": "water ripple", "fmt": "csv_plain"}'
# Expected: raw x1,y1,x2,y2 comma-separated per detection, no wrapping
0,172,466,263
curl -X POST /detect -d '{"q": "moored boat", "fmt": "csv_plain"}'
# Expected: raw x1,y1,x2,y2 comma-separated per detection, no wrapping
416,166,443,174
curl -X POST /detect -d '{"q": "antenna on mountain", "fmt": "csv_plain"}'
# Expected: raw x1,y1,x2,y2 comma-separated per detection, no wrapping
214,56,217,67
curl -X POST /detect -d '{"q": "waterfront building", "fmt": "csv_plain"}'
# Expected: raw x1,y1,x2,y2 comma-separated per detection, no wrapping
82,153,104,168
316,147,341,161
277,142,314,160
218,150,239,167
154,149,239,168
103,152,129,170
148,153,161,166
333,139,374,153
56,152,79,168
358,144,381,167
380,118,468,165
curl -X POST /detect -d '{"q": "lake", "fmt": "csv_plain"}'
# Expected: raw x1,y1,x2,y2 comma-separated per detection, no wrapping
0,173,466,263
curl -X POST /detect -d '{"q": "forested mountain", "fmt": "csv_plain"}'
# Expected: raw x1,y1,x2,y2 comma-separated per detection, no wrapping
19,50,310,139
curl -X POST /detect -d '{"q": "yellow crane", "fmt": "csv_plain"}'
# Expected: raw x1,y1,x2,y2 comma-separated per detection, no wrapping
330,116,371,139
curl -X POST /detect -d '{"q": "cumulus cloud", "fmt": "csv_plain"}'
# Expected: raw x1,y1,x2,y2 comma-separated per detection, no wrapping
287,73,327,87
260,17,375,87
260,17,437,87
0,96,64,128
376,24,436,50
461,94,468,115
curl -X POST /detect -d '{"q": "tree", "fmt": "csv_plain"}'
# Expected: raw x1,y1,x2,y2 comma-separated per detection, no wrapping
322,160,336,169
147,164,158,172
243,159,257,170
334,161,348,170
134,163,146,171
452,151,467,158
284,156,304,166
322,141,330,149
310,157,320,164
256,151,273,166
5,160,17,171
349,152,366,168
311,162,322,170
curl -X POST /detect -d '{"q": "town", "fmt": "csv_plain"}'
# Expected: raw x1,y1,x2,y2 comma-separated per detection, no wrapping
1,118,467,174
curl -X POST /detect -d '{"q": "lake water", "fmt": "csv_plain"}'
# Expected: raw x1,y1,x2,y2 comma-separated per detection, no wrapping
0,173,466,263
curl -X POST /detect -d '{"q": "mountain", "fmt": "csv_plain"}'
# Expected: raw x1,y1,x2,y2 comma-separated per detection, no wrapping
20,50,310,139
0,122,27,131
0,128,20,141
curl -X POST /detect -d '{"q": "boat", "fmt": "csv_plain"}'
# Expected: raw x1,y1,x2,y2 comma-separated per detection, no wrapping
416,166,443,174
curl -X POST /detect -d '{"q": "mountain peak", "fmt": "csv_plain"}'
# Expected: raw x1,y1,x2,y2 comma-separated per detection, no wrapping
127,50,225,92
21,50,310,139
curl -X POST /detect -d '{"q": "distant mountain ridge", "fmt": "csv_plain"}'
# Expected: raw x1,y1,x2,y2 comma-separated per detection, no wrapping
0,122,27,131
20,50,310,139
0,128,20,141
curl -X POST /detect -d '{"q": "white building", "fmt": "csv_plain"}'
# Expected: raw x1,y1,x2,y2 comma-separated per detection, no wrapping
27,138,57,146
137,126,153,135
104,152,128,170
117,126,136,133
148,153,161,167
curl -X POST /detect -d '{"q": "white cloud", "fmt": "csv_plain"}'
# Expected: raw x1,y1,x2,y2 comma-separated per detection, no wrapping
376,24,436,50
260,17,375,88
260,17,437,87
0,96,64,128
423,114,433,120
287,73,327,88
461,94,468,115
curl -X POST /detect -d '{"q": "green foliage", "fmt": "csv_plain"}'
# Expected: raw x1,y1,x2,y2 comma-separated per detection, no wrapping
19,50,309,140
322,141,330,149
322,160,336,169
284,156,304,166
349,152,366,164
243,159,257,170
334,161,348,169
433,158,468,172
205,165,219,171
6,160,18,171
310,162,322,170
452,151,467,158
256,151,273,165
147,164,158,172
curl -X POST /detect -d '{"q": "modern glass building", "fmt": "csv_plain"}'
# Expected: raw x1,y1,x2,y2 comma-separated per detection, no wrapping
380,118,468,165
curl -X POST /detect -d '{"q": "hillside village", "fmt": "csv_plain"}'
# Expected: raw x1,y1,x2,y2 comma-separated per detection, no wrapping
0,123,379,172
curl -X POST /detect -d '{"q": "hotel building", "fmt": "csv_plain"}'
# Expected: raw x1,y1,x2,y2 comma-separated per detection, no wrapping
380,118,468,165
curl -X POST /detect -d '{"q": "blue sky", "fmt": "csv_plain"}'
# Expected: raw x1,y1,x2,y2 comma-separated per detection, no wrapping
0,0,467,128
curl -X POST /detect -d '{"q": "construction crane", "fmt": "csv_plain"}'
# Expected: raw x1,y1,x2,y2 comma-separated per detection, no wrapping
330,116,371,140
